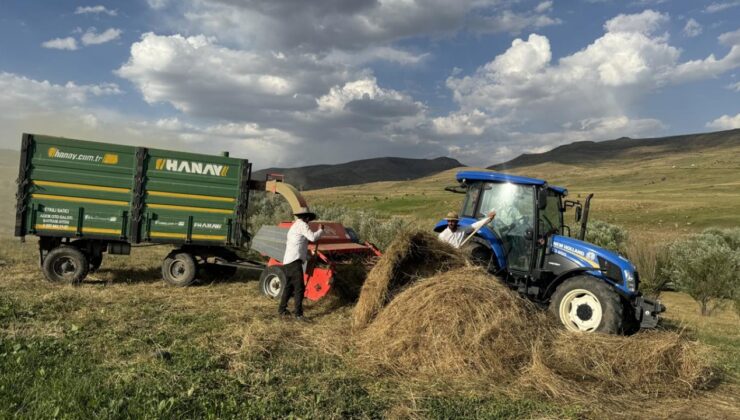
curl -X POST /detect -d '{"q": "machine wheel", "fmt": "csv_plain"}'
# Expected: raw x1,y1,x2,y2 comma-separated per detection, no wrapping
549,276,623,334
199,264,238,282
162,251,197,287
259,266,286,299
461,240,492,268
42,246,89,284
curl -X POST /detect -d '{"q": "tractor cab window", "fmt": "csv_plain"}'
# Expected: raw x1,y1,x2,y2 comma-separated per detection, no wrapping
461,183,481,218
539,190,563,235
477,182,535,272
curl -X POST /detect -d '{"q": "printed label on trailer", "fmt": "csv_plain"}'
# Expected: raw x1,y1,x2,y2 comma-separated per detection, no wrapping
153,220,186,227
47,147,118,165
38,207,73,226
154,158,229,177
84,215,118,222
194,222,222,230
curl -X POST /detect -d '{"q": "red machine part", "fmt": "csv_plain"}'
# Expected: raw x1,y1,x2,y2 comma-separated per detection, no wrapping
267,221,381,301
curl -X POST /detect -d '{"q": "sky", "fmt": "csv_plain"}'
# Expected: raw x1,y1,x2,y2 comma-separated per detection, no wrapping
0,0,739,169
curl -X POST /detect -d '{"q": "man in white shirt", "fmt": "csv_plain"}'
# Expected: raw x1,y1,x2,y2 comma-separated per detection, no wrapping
438,210,496,249
279,207,324,320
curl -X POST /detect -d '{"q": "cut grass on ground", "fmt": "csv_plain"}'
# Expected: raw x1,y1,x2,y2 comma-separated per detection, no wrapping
0,237,738,418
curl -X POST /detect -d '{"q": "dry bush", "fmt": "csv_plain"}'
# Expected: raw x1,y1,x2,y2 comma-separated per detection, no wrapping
519,330,713,403
625,240,670,298
351,231,466,330
355,267,553,380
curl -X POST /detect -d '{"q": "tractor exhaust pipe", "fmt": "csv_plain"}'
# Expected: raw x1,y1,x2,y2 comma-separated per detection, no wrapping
578,193,594,241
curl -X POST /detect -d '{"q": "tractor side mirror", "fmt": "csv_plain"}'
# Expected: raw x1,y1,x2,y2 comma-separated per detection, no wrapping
537,188,548,210
575,206,582,222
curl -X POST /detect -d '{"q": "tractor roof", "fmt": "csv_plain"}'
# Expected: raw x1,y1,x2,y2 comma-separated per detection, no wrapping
456,171,567,195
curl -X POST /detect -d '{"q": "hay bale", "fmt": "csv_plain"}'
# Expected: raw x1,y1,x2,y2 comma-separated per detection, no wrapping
352,231,466,330
519,329,714,402
355,267,553,380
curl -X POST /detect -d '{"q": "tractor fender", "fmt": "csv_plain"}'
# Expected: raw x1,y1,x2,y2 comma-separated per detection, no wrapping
543,268,628,302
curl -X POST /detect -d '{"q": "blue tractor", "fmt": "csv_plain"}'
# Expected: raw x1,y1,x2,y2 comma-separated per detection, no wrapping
434,171,664,334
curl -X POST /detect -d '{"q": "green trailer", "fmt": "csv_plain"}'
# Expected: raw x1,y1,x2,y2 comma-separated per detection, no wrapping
14,133,279,286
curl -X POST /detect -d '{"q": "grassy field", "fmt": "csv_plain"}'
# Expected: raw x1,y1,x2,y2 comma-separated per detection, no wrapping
1,140,739,417
0,238,738,418
305,140,740,238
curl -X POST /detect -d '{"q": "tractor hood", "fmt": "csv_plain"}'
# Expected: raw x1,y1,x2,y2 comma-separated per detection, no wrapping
550,235,638,294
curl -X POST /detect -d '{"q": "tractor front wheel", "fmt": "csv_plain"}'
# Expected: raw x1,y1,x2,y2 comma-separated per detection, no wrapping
549,276,623,334
259,266,286,299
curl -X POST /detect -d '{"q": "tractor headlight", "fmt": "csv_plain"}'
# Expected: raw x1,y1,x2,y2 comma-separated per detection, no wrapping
624,270,636,292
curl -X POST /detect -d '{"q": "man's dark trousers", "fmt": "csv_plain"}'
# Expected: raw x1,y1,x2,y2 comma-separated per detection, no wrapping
278,260,305,316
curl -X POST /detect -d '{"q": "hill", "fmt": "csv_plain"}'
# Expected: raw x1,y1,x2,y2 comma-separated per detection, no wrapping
489,129,740,169
253,156,463,190
306,130,740,237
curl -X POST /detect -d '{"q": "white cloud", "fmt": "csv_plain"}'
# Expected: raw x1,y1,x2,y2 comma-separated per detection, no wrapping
116,33,350,120
704,1,740,13
432,110,490,136
718,29,740,46
41,37,78,50
74,5,117,16
317,78,409,112
175,0,560,52
683,19,702,38
727,81,740,91
146,0,169,10
706,113,740,130
470,10,561,35
603,9,668,35
535,1,553,13
81,28,122,45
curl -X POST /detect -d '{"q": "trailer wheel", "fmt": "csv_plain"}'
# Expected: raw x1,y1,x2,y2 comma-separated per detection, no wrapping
162,252,197,287
259,266,286,299
549,275,622,334
42,246,89,284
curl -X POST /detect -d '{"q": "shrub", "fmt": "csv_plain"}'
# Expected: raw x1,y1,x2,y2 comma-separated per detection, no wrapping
662,231,740,316
246,193,414,251
624,241,670,298
585,220,629,254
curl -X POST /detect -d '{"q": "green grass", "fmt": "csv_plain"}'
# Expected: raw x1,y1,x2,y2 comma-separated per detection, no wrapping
1,141,739,417
0,238,583,419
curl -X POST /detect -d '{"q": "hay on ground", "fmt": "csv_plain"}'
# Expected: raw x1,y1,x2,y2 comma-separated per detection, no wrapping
355,267,553,380
351,231,466,330
519,329,713,402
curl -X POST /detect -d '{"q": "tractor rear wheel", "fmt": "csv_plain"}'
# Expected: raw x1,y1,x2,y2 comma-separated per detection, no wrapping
549,275,623,334
42,246,89,284
162,251,197,287
259,266,286,299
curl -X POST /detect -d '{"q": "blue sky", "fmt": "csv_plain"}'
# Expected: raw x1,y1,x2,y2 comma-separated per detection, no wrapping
0,0,738,169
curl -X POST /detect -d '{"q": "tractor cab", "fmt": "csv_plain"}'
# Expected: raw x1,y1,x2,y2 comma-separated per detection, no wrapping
435,171,664,334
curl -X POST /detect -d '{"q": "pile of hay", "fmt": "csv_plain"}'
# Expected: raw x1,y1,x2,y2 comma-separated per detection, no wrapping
520,329,713,402
351,231,465,330
351,231,714,404
355,267,552,380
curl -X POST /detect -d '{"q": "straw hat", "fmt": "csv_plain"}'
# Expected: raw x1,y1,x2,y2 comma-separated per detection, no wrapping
445,211,460,221
294,207,317,221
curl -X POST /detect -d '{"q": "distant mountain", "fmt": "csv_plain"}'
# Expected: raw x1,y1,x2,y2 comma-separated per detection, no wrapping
489,129,740,169
253,156,464,190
